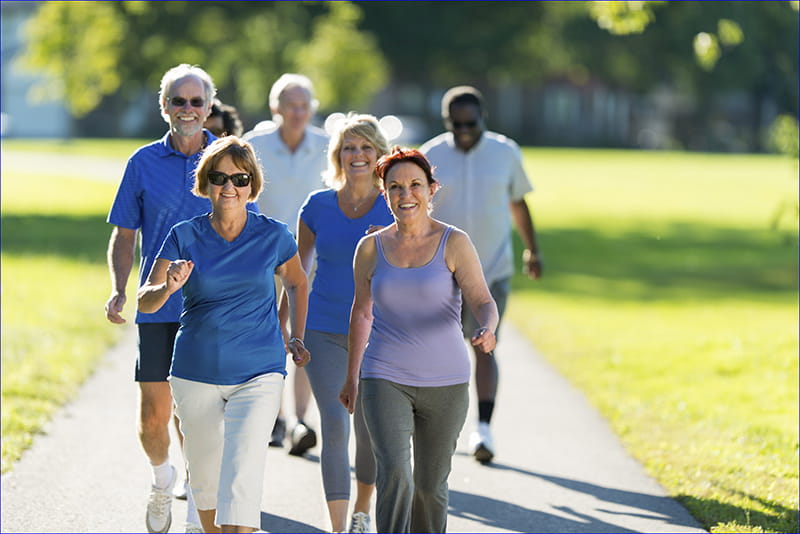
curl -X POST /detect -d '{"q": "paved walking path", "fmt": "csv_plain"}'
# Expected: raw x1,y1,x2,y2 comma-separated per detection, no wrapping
1,323,706,533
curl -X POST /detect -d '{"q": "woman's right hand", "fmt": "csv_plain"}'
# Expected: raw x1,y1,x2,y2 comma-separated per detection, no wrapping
288,338,310,368
339,379,358,414
166,259,193,294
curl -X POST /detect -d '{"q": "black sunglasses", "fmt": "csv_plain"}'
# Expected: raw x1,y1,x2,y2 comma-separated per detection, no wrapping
451,120,479,129
207,170,252,187
170,96,206,108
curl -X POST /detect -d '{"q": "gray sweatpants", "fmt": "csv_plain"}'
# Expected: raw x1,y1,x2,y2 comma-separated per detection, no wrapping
360,378,469,533
304,330,376,501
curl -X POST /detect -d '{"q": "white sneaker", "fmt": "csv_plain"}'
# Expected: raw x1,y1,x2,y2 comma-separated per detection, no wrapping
348,512,371,533
468,422,495,464
146,466,176,533
184,522,204,533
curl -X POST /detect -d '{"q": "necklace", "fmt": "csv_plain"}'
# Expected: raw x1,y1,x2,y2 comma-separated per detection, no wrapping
344,191,375,213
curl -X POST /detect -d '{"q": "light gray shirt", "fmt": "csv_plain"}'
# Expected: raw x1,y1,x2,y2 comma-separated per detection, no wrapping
244,124,329,230
420,131,533,284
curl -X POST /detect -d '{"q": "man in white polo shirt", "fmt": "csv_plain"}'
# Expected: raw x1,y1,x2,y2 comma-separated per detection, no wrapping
244,73,328,456
420,85,543,465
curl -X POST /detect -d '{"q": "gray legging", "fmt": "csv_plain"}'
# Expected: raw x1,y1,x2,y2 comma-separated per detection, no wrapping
360,378,469,534
304,330,376,501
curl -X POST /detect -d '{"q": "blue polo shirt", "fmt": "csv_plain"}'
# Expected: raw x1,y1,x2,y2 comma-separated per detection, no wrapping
157,212,297,385
108,130,243,324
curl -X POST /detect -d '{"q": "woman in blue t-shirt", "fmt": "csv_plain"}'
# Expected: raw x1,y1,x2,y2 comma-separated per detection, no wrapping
138,136,310,533
296,114,393,533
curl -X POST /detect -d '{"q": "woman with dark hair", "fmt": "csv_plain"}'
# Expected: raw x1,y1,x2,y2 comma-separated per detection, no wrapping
340,146,499,533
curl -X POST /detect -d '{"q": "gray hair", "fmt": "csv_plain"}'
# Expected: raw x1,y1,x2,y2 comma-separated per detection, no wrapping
269,73,319,114
158,64,217,122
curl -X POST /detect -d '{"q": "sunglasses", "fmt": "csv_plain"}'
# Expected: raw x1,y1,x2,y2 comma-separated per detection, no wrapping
451,120,478,129
207,170,252,187
170,96,206,108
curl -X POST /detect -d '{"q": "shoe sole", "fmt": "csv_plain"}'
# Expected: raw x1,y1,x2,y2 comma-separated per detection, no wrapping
474,443,494,464
288,430,317,456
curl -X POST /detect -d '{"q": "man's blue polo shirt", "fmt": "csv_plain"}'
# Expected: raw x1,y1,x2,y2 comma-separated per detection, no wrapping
107,131,228,324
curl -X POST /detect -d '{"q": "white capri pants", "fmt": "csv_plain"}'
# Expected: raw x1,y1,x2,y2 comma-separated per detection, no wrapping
170,373,284,529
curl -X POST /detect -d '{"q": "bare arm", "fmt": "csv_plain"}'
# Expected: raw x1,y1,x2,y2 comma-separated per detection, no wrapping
447,229,499,353
276,252,310,367
105,226,137,324
339,236,377,414
277,218,316,344
510,197,542,279
137,258,193,314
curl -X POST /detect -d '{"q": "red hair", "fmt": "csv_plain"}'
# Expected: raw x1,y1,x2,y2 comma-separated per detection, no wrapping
375,146,437,186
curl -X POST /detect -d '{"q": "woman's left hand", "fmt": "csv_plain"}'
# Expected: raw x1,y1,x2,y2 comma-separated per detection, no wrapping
470,327,496,355
288,338,310,368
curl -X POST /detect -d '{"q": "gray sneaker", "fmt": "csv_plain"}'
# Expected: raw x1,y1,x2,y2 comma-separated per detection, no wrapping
348,512,371,533
146,466,176,533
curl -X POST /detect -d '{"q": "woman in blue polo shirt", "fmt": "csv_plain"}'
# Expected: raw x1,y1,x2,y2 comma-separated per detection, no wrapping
137,136,310,533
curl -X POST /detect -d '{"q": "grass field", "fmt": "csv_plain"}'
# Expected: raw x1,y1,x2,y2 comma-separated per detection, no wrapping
1,140,797,532
1,139,141,473
510,148,799,533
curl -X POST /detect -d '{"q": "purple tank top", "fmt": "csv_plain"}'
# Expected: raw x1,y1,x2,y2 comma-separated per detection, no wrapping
361,225,470,387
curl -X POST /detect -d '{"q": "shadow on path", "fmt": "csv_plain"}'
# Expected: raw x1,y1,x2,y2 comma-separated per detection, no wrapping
449,459,703,533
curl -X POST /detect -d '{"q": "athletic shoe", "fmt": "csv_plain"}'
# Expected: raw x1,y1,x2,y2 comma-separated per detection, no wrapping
348,512,371,533
288,421,317,456
173,479,189,500
269,416,286,447
146,466,176,533
184,522,204,533
468,422,495,464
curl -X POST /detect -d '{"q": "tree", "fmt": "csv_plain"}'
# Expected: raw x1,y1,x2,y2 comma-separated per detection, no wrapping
18,1,388,123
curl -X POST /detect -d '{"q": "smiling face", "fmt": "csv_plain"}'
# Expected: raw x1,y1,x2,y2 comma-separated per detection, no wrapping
384,161,437,220
164,75,212,138
340,135,378,182
208,154,252,214
446,102,484,152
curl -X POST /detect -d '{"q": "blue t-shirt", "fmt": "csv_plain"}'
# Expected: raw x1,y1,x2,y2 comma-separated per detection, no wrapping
156,211,297,385
300,189,394,334
107,131,259,323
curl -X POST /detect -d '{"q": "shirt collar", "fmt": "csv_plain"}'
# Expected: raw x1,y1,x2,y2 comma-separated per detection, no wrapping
158,130,217,158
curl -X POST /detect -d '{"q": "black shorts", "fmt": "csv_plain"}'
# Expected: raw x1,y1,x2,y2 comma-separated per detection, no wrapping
460,277,510,341
136,323,180,382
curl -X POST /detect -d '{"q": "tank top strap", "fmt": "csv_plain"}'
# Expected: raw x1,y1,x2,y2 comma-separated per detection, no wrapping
434,225,454,263
373,233,388,266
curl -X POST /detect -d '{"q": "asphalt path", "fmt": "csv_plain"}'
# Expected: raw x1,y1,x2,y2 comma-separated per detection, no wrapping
1,322,705,533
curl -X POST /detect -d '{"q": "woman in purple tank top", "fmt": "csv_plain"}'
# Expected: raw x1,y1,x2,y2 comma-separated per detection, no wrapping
339,147,499,533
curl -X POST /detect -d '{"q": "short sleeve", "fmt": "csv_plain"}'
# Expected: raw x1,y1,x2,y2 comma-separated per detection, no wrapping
276,225,298,267
507,140,533,200
298,191,318,234
107,157,143,229
155,226,180,262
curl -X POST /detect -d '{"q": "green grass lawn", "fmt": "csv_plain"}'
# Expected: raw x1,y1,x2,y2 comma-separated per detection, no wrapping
509,148,799,533
1,139,142,473
1,141,797,533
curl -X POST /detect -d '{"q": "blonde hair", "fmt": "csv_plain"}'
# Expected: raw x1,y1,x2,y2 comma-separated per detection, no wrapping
323,113,389,190
193,136,263,201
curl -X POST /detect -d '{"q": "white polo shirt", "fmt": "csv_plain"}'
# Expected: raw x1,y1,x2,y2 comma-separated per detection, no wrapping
244,124,329,230
420,131,533,284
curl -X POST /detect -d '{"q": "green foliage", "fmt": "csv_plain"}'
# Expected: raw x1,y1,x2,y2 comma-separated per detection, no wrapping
768,115,800,159
587,0,663,35
18,1,388,117
509,148,798,533
19,1,123,117
295,2,388,112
